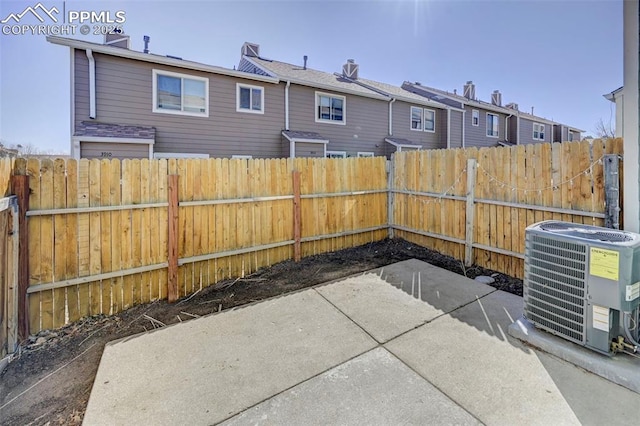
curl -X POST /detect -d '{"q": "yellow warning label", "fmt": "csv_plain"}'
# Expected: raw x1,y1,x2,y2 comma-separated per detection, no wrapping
590,248,619,281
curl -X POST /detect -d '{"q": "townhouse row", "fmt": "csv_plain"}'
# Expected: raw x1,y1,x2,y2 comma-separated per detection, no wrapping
48,34,583,160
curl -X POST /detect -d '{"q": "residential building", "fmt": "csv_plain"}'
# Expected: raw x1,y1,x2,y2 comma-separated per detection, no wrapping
402,81,582,146
239,45,461,157
49,34,583,160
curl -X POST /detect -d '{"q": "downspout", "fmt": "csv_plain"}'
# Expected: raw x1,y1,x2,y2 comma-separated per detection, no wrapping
86,49,96,119
505,113,513,143
446,108,451,148
388,98,396,135
462,108,466,148
285,80,290,131
285,81,294,158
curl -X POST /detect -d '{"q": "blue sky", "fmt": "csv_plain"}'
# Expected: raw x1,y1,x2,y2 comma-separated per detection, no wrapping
0,0,622,154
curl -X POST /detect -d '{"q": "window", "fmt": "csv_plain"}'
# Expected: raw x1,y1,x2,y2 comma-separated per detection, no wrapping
533,123,545,141
357,152,374,157
411,106,423,130
411,107,435,132
568,131,574,141
326,151,347,158
153,70,208,117
472,110,479,126
424,109,435,132
316,92,345,124
486,113,499,137
236,83,264,114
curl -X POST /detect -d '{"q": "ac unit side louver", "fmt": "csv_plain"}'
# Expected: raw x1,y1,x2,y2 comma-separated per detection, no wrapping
524,221,640,355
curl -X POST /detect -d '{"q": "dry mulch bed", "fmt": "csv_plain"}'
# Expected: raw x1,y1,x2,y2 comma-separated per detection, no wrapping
0,238,522,425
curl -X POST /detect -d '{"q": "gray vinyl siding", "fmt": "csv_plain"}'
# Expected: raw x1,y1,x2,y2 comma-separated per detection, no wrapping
80,142,149,159
287,85,388,157
74,49,286,159
449,110,463,148
508,116,518,143
463,106,507,148
390,101,446,150
295,142,324,158
518,119,551,145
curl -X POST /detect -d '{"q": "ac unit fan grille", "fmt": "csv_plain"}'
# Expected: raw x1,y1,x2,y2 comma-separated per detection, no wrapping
524,235,587,345
539,222,634,243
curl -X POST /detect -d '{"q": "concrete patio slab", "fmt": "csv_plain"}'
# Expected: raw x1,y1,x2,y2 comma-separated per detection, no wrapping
374,259,496,312
221,348,481,426
83,290,377,426
509,316,640,394
385,290,583,425
316,273,446,343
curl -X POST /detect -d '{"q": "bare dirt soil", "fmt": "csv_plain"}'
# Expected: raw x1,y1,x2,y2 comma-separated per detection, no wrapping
0,238,522,425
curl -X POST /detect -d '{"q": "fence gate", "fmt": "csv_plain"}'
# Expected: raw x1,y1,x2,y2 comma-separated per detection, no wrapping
0,196,19,364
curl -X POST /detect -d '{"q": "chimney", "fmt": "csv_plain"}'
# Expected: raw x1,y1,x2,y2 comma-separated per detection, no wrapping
506,102,519,111
143,35,150,54
104,31,130,49
491,90,502,107
303,55,308,70
342,59,359,80
463,81,475,100
241,42,260,58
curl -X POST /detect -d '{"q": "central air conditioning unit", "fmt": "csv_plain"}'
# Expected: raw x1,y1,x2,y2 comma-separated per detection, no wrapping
523,221,640,356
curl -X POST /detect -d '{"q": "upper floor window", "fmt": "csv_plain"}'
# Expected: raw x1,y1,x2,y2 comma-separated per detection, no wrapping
424,109,435,132
411,106,423,130
153,70,208,117
487,113,499,137
472,109,479,126
237,83,264,114
411,107,436,132
316,92,345,124
533,123,545,141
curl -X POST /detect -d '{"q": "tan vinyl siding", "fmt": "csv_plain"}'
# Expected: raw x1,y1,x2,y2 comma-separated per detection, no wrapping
295,142,325,158
463,106,507,148
390,101,445,150
288,85,388,157
80,142,149,159
74,50,285,159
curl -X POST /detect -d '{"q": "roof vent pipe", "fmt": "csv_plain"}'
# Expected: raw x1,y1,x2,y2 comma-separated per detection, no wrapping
303,55,308,70
143,35,150,54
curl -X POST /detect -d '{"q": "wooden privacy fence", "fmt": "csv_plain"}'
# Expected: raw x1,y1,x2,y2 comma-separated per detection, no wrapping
0,138,623,339
390,138,624,280
13,156,388,333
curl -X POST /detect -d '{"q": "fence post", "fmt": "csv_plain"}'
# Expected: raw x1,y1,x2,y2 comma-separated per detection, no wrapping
465,159,477,267
167,174,179,302
293,171,301,262
387,157,395,239
603,154,621,229
7,198,19,352
11,175,29,340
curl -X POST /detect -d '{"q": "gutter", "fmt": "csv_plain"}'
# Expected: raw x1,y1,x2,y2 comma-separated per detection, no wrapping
86,49,96,119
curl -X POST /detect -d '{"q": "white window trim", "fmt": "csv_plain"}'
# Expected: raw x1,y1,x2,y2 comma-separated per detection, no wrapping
410,106,423,131
152,69,209,117
533,123,545,141
315,91,346,125
357,152,374,157
326,151,347,158
236,83,264,114
232,154,253,159
486,113,499,138
472,109,479,127
424,108,436,133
